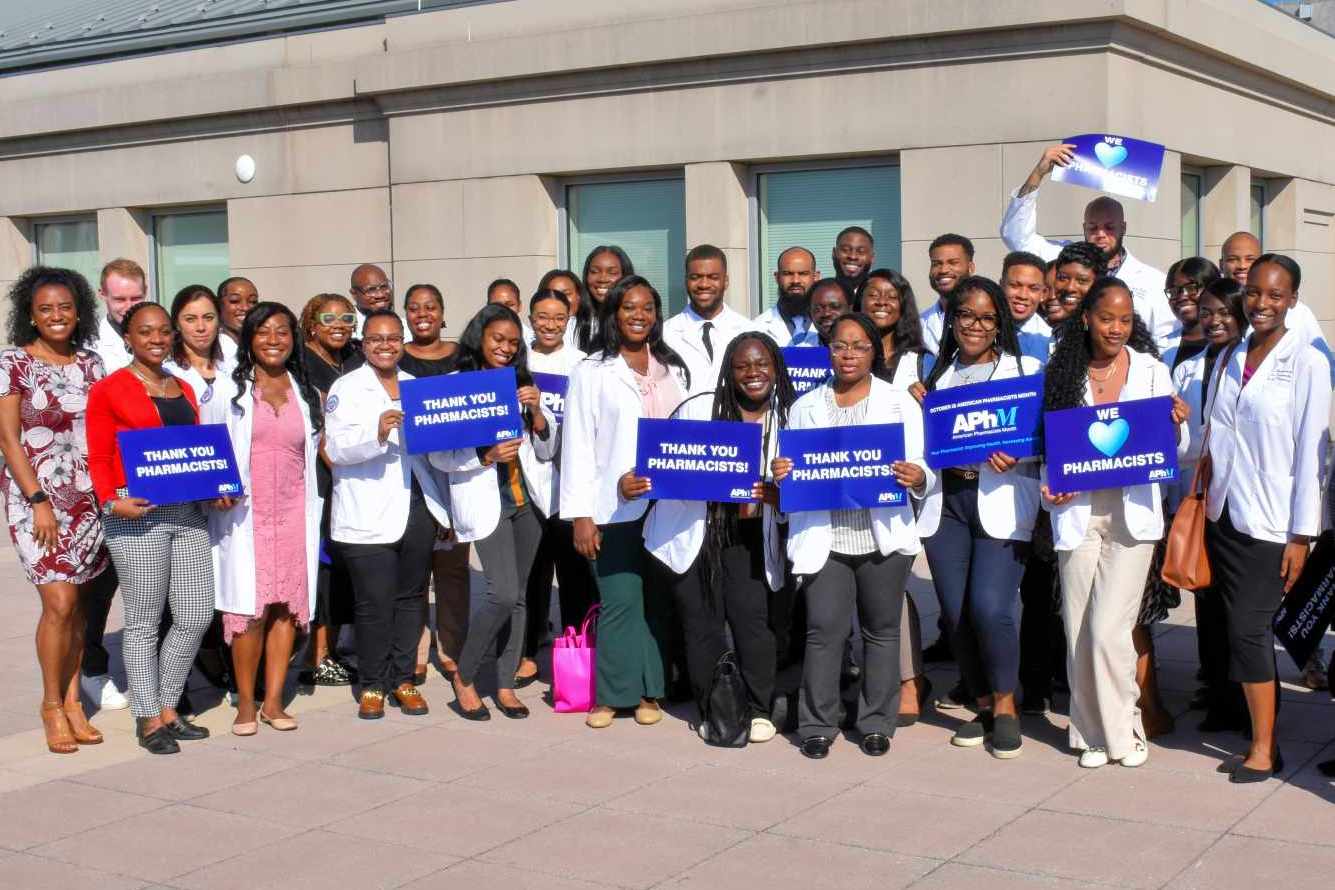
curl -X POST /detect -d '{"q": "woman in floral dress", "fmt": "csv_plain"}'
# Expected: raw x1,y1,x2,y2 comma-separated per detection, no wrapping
0,267,109,754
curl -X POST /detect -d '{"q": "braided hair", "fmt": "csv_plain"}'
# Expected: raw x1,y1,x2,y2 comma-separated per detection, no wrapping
1043,276,1158,414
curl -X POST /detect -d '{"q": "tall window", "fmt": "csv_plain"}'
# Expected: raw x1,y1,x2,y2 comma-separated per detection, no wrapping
756,164,901,311
1180,170,1203,258
34,218,100,289
1250,182,1266,246
153,209,229,303
566,179,686,314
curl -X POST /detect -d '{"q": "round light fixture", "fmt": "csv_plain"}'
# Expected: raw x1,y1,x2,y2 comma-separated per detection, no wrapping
234,154,256,183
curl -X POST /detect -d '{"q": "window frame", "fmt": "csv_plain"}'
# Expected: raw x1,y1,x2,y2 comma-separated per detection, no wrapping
30,214,100,275
148,205,229,304
1180,166,1204,259
1249,179,1267,248
747,156,902,314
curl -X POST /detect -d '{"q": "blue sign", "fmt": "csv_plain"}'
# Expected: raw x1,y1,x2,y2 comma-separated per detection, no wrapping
1050,133,1166,203
400,367,523,454
118,423,244,505
923,374,1044,470
778,423,906,513
635,418,763,503
531,372,569,423
1044,396,1178,494
782,346,832,396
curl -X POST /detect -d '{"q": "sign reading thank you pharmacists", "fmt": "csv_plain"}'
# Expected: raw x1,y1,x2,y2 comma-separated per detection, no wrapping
1051,133,1166,202
778,423,906,513
530,372,569,422
635,418,763,503
1044,396,1178,494
118,423,244,505
782,346,832,396
400,367,523,454
923,374,1044,470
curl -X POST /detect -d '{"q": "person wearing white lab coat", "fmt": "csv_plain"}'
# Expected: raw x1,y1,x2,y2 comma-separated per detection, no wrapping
163,284,231,406
1041,279,1190,770
426,305,557,722
917,278,1044,758
752,246,821,347
203,303,323,735
663,245,756,395
560,275,691,730
324,310,452,721
1000,143,1176,351
517,288,594,688
642,332,792,744
773,313,933,760
1203,254,1332,784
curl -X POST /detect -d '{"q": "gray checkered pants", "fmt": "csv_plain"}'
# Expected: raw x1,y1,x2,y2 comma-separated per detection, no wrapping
103,498,216,719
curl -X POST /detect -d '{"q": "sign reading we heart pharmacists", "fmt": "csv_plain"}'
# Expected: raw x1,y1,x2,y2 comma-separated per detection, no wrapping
1043,396,1178,495
1051,133,1166,202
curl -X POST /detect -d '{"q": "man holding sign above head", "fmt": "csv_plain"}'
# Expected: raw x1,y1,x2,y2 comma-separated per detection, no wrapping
1002,144,1176,351
772,313,932,761
753,246,819,346
324,309,452,722
1040,278,1189,771
664,245,755,395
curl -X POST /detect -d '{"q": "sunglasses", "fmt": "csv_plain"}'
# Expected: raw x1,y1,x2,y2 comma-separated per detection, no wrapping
318,312,357,326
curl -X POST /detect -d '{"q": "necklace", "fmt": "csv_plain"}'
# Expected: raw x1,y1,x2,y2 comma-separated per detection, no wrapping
130,364,168,397
1088,351,1123,395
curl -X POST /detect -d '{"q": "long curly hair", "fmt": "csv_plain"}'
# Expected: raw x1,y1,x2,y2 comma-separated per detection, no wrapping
5,266,99,348
1043,276,1158,413
924,276,1022,392
229,301,324,432
596,275,691,391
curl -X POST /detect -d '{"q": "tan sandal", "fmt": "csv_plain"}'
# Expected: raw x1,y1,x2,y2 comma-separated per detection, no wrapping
63,701,103,745
41,702,78,754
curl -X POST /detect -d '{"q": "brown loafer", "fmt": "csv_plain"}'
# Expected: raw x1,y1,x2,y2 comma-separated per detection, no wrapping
358,689,386,720
392,683,429,716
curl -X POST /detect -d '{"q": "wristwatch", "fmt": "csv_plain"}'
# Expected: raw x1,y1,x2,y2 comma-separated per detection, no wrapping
25,489,48,505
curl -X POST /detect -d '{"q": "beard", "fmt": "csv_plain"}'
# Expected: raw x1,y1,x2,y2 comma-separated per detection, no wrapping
777,289,808,319
1099,234,1124,265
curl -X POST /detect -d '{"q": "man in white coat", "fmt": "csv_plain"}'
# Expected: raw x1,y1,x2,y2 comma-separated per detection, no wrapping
752,246,819,346
88,258,147,375
1000,143,1176,351
664,244,755,394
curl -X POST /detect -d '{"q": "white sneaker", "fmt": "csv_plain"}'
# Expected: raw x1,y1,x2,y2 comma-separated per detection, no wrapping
1078,747,1109,769
81,673,129,710
1119,740,1149,768
749,717,777,743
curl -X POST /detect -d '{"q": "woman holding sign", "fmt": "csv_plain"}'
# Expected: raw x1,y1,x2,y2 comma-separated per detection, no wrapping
86,301,216,754
918,277,1043,758
772,313,932,760
1204,255,1330,783
1040,278,1188,770
1,267,109,753
427,304,557,720
204,303,324,735
562,275,691,729
324,309,452,721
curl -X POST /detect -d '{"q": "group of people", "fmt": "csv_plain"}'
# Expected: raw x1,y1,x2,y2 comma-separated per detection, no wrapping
2,144,1330,784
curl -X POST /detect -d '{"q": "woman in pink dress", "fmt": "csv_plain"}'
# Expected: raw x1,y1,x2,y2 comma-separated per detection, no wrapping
0,267,109,753
204,303,324,736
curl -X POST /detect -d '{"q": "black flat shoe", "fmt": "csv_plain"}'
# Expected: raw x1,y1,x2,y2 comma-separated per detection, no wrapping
860,732,890,756
165,717,210,741
454,701,491,722
137,721,180,755
497,702,530,719
513,672,539,690
1228,748,1283,783
1215,754,1244,774
800,736,831,760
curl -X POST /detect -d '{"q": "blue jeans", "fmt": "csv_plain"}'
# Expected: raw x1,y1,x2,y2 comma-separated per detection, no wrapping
923,473,1028,699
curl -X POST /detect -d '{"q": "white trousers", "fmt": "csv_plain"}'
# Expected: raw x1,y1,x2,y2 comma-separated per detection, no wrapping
1056,489,1154,761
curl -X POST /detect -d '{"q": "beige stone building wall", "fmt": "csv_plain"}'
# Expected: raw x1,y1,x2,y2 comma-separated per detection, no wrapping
0,0,1330,341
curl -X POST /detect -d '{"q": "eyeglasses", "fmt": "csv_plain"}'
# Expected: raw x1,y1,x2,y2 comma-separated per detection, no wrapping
318,312,356,326
953,310,998,331
363,334,403,346
532,313,569,326
354,282,392,295
1165,283,1202,299
829,341,873,355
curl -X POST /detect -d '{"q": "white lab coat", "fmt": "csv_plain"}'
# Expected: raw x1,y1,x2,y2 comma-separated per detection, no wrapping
1286,301,1335,389
1165,342,1218,508
920,301,947,357
641,392,786,591
1044,347,1186,551
90,315,131,375
663,304,756,396
202,371,323,622
917,353,1044,541
999,187,1177,351
884,348,927,391
784,376,935,576
752,305,811,347
1205,328,1330,544
524,344,586,517
323,363,451,544
164,353,234,407
559,352,689,526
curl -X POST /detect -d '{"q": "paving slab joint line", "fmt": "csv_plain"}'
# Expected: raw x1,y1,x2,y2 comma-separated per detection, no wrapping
166,826,326,885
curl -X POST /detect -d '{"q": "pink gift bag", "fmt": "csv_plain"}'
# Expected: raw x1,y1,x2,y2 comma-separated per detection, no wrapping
551,605,600,714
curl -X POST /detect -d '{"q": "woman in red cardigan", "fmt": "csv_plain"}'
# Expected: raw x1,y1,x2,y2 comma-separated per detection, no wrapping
86,301,216,756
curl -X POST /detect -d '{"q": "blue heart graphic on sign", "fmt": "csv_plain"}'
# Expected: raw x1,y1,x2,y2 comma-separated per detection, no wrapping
1087,418,1130,457
1094,142,1128,168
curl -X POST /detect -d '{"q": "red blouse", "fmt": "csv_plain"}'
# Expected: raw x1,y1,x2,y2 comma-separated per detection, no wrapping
85,368,199,504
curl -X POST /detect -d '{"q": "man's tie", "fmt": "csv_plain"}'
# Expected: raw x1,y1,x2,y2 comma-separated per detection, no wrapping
702,321,714,362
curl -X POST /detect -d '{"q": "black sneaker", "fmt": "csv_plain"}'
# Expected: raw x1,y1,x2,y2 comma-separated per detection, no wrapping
990,714,1023,759
951,711,993,747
